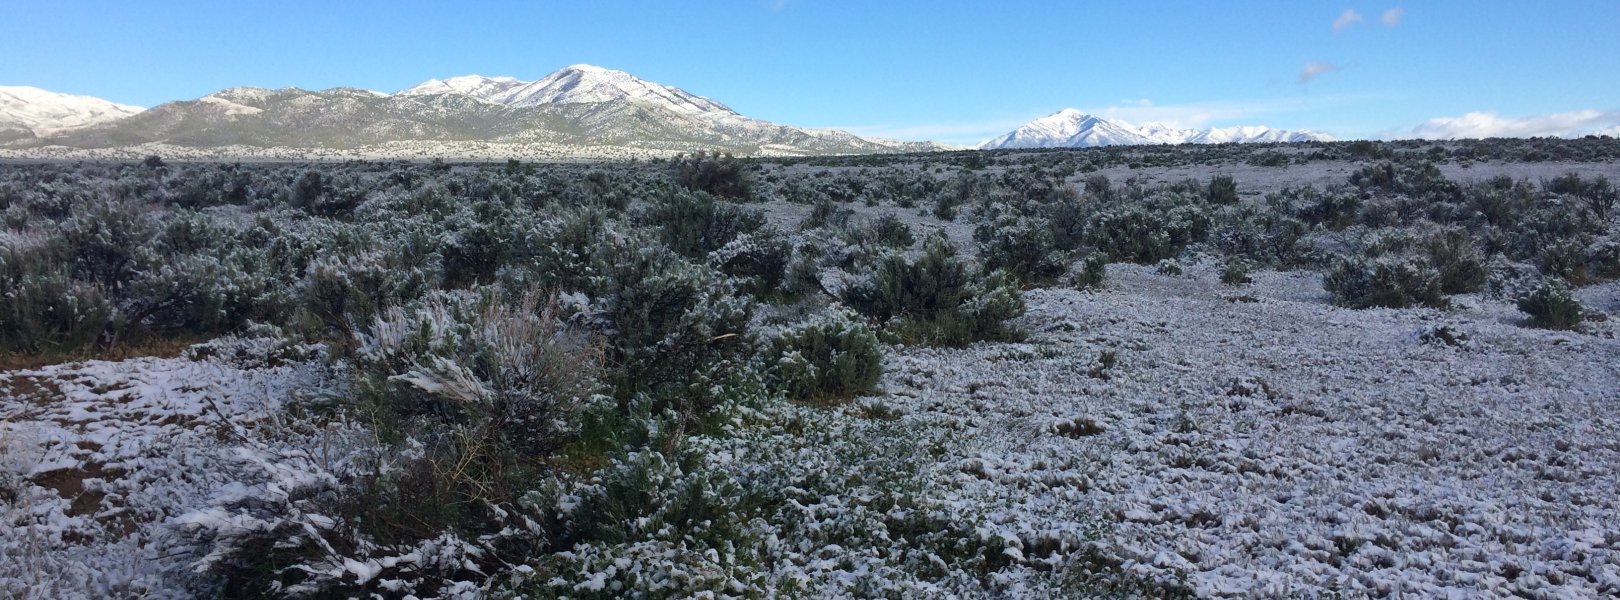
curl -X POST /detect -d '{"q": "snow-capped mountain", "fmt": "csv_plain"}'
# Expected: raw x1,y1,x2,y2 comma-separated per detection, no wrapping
396,66,737,117
0,86,143,138
25,65,938,157
979,109,1331,149
395,75,525,101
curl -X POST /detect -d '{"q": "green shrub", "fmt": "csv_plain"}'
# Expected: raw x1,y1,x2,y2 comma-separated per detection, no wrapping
1289,187,1360,230
673,151,753,200
1324,258,1448,309
1425,228,1488,294
1517,279,1583,330
641,189,765,259
1207,175,1239,204
976,216,1067,287
1155,258,1183,276
1220,260,1254,286
710,230,792,299
0,267,116,354
581,237,755,409
1073,254,1107,290
767,307,883,402
844,234,1024,346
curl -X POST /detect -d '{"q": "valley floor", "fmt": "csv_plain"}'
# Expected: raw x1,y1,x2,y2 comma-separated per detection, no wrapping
4,261,1617,598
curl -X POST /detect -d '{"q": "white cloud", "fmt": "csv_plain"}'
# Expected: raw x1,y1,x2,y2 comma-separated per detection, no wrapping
1381,8,1404,26
1333,9,1364,31
1299,61,1340,84
1409,110,1620,139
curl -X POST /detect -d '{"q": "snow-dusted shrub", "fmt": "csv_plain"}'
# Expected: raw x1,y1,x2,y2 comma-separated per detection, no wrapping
799,196,853,230
356,289,602,454
1214,203,1307,266
672,150,753,200
1424,227,1489,294
1155,258,1183,276
0,258,115,355
766,307,883,402
844,234,1025,347
1207,174,1239,205
1516,279,1583,330
57,199,153,294
1287,185,1361,230
976,215,1068,287
640,188,765,259
299,249,440,338
1220,259,1254,286
1083,201,1211,265
289,170,366,216
577,236,755,408
710,229,792,299
1323,257,1448,309
181,291,605,596
854,213,916,249
1544,171,1617,222
1073,253,1108,290
1350,160,1461,204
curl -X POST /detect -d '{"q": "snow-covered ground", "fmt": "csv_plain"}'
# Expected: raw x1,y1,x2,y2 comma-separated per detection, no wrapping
869,262,1620,597
3,265,1617,598
0,340,347,598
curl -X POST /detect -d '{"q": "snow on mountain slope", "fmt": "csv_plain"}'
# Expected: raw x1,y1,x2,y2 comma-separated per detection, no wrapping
979,109,1331,149
397,65,737,116
0,86,143,135
494,64,737,115
1190,125,1334,144
395,75,523,102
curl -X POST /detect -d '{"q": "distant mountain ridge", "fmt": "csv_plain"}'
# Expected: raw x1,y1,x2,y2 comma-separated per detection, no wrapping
2,71,1337,159
5,65,941,158
979,108,1332,149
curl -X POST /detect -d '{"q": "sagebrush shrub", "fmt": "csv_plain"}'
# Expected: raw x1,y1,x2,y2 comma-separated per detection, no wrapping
673,151,753,200
1207,175,1239,205
976,216,1067,287
357,289,602,455
710,230,793,299
1220,260,1254,286
767,307,883,402
1073,254,1107,290
641,189,765,258
579,236,754,408
844,234,1025,346
1424,228,1488,294
1517,279,1583,330
1323,258,1448,309
0,266,115,354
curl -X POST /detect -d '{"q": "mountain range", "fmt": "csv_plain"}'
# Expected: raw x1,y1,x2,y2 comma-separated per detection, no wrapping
977,108,1331,149
2,66,1331,159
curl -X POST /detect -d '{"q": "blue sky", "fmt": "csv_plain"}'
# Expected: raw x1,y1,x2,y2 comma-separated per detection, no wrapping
4,1,1618,144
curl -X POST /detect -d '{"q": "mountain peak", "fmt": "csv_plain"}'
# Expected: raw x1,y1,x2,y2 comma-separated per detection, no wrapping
559,63,612,73
391,65,737,116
